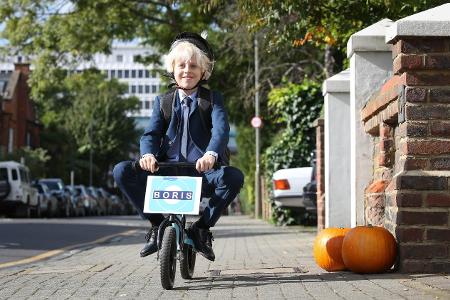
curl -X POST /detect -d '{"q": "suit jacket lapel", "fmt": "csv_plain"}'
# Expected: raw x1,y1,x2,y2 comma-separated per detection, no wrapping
189,96,198,117
173,91,182,120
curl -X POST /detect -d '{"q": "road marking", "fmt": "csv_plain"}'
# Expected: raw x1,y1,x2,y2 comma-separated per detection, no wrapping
0,229,138,270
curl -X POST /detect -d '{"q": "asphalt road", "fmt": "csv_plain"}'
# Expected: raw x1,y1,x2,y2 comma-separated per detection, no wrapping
0,215,148,266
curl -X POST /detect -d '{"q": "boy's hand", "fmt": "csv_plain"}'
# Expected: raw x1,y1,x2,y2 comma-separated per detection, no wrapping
196,154,216,172
139,154,159,173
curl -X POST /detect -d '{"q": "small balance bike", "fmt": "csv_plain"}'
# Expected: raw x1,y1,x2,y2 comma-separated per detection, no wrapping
134,161,210,290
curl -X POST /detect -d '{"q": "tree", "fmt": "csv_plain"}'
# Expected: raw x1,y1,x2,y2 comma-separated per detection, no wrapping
236,0,448,77
64,70,140,185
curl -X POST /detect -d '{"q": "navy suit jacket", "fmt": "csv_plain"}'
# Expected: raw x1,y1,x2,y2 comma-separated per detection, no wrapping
140,90,230,162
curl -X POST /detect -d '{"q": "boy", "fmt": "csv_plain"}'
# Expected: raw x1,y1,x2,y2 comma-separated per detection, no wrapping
113,32,244,261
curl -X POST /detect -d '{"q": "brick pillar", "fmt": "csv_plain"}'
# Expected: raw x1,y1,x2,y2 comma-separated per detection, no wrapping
314,118,325,231
386,37,450,273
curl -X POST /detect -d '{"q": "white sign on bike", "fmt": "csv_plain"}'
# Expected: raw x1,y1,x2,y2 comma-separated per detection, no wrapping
143,176,202,215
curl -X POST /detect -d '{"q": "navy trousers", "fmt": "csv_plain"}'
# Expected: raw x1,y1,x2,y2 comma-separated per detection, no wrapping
113,160,244,227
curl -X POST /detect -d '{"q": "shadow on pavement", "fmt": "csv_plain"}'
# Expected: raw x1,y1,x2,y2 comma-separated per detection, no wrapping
173,272,442,290
213,230,294,239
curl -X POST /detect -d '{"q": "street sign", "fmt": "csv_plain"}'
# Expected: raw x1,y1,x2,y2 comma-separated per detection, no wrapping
251,116,262,128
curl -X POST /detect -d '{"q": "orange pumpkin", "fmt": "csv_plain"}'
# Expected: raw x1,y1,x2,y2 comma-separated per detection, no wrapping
341,225,397,273
313,227,350,271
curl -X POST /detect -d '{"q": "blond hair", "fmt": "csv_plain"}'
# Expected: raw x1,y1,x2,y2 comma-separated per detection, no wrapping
165,41,213,80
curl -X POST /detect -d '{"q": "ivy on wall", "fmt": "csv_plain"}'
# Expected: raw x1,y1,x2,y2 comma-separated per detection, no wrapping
264,79,322,175
263,79,323,225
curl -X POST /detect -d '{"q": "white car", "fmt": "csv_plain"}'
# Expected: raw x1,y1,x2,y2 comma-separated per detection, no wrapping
0,161,39,217
272,167,313,210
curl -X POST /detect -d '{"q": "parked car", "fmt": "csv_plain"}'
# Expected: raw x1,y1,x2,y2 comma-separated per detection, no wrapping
303,162,317,216
0,161,39,217
32,182,58,217
110,194,125,215
87,186,105,215
38,178,72,217
65,185,86,216
271,166,315,224
97,188,113,215
74,184,97,216
0,166,10,203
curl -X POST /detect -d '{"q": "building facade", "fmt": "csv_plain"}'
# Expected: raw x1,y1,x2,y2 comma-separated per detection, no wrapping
0,63,40,156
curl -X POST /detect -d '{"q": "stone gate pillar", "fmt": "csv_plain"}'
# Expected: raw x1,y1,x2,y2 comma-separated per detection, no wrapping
347,19,394,226
323,69,351,227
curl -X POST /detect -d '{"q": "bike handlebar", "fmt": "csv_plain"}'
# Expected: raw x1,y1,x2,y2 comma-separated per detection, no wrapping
132,160,220,172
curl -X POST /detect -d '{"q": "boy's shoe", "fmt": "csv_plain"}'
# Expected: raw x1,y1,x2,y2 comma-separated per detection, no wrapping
140,226,158,257
188,223,215,261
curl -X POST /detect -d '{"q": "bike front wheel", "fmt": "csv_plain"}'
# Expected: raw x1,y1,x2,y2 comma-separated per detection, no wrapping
160,226,177,290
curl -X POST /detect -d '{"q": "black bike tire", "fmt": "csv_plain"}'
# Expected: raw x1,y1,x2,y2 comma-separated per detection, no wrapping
160,226,177,290
180,222,196,279
180,244,196,279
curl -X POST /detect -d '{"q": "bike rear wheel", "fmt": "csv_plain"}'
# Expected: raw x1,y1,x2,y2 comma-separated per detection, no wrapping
160,226,177,290
180,243,196,279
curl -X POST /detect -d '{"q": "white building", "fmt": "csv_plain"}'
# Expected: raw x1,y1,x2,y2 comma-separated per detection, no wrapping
78,42,163,129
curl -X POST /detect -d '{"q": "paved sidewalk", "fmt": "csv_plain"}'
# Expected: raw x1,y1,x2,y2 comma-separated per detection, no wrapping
0,215,448,299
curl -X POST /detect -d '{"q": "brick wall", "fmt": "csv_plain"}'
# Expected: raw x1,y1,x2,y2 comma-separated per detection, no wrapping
362,38,450,272
314,118,325,231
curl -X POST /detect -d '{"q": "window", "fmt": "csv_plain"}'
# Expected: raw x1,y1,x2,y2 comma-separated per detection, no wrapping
131,70,136,78
138,70,143,78
26,132,31,147
145,85,150,94
145,101,150,109
36,184,44,193
8,128,13,153
110,70,116,78
116,55,123,62
133,55,140,62
11,169,18,181
118,70,123,78
145,70,150,78
138,85,143,94
139,101,143,109
124,70,129,78
152,70,157,78
19,168,29,183
0,168,7,181
152,85,157,93
131,85,136,93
